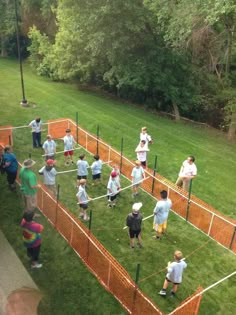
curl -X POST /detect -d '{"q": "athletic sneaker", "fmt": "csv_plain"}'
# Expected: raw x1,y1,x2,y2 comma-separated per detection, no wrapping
107,204,112,208
159,289,166,296
152,235,161,240
170,291,176,298
31,263,42,269
79,212,84,218
137,243,143,248
83,216,90,222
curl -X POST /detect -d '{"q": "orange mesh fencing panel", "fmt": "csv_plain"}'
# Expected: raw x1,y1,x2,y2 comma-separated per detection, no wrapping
171,287,203,315
187,201,212,234
0,125,13,146
38,187,57,225
120,157,134,180
87,134,97,155
109,148,122,169
97,141,110,163
169,190,188,219
151,176,170,199
132,290,163,315
47,119,70,139
78,128,87,147
55,204,74,242
209,215,236,248
230,231,236,253
71,221,91,260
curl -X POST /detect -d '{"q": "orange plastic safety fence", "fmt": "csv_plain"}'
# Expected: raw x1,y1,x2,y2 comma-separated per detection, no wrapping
170,287,203,315
49,118,236,255
0,125,13,147
3,119,233,315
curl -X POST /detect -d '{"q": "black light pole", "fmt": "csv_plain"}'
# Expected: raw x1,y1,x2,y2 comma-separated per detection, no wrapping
14,0,28,106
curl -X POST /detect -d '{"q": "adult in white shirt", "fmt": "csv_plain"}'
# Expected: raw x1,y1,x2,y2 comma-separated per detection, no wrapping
28,117,43,148
175,156,197,191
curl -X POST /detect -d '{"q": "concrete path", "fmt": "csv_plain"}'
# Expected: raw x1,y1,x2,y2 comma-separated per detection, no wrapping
0,230,41,315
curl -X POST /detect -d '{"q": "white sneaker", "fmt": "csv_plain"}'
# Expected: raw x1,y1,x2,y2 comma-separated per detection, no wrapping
31,263,42,269
159,289,166,296
83,216,90,222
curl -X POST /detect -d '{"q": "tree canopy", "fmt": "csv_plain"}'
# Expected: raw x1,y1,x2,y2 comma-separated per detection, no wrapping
3,0,236,139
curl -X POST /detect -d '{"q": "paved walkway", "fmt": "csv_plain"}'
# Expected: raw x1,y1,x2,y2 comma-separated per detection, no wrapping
0,230,41,315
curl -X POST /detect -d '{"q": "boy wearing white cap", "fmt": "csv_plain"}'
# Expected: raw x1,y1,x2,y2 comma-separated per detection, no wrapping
126,202,143,248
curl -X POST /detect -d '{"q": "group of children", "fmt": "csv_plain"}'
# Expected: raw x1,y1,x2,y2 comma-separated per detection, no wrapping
21,125,187,296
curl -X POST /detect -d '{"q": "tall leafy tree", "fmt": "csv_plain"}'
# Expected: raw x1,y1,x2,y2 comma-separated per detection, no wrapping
0,0,15,57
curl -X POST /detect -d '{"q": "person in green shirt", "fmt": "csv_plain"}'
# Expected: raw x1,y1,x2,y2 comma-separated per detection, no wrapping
19,159,40,211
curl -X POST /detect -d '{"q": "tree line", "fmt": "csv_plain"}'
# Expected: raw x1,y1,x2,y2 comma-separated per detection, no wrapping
1,0,236,139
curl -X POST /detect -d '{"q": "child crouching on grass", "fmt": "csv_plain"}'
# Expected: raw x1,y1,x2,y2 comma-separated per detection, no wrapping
159,250,187,297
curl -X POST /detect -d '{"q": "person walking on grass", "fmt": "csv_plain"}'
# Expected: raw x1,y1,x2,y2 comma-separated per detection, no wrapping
28,117,43,148
159,250,187,297
91,154,102,185
19,159,40,212
175,156,197,191
153,190,172,240
76,179,91,221
38,159,57,197
21,210,44,269
126,202,143,249
107,171,120,208
2,145,18,191
131,160,145,198
42,135,57,160
63,128,76,166
76,154,89,180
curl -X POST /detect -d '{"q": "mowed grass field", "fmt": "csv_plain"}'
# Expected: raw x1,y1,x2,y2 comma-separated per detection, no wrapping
0,58,236,315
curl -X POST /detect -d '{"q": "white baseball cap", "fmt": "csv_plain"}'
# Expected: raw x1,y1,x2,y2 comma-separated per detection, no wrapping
132,202,143,213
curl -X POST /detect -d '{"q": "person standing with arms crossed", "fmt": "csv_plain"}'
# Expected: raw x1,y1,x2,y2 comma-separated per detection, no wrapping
19,159,40,211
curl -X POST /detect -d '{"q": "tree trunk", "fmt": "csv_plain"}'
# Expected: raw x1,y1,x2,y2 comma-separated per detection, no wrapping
172,101,180,120
227,112,236,140
0,36,7,57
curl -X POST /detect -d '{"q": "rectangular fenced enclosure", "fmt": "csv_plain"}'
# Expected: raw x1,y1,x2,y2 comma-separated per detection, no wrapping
4,118,236,314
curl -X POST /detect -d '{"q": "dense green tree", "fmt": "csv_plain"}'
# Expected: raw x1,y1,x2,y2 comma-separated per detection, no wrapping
0,0,16,57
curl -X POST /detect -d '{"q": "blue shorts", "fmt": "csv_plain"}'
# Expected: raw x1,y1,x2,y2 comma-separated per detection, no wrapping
92,173,101,180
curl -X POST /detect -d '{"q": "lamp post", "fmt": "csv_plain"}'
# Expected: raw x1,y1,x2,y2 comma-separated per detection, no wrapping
14,0,28,106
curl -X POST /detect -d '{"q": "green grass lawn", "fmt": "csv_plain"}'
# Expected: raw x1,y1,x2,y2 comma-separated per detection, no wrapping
0,58,236,315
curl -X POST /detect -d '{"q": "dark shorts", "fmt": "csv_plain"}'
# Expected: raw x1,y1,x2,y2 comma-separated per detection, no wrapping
166,277,180,285
27,245,41,261
77,175,87,180
107,195,117,202
141,161,146,167
129,229,141,238
79,203,88,209
92,173,101,180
